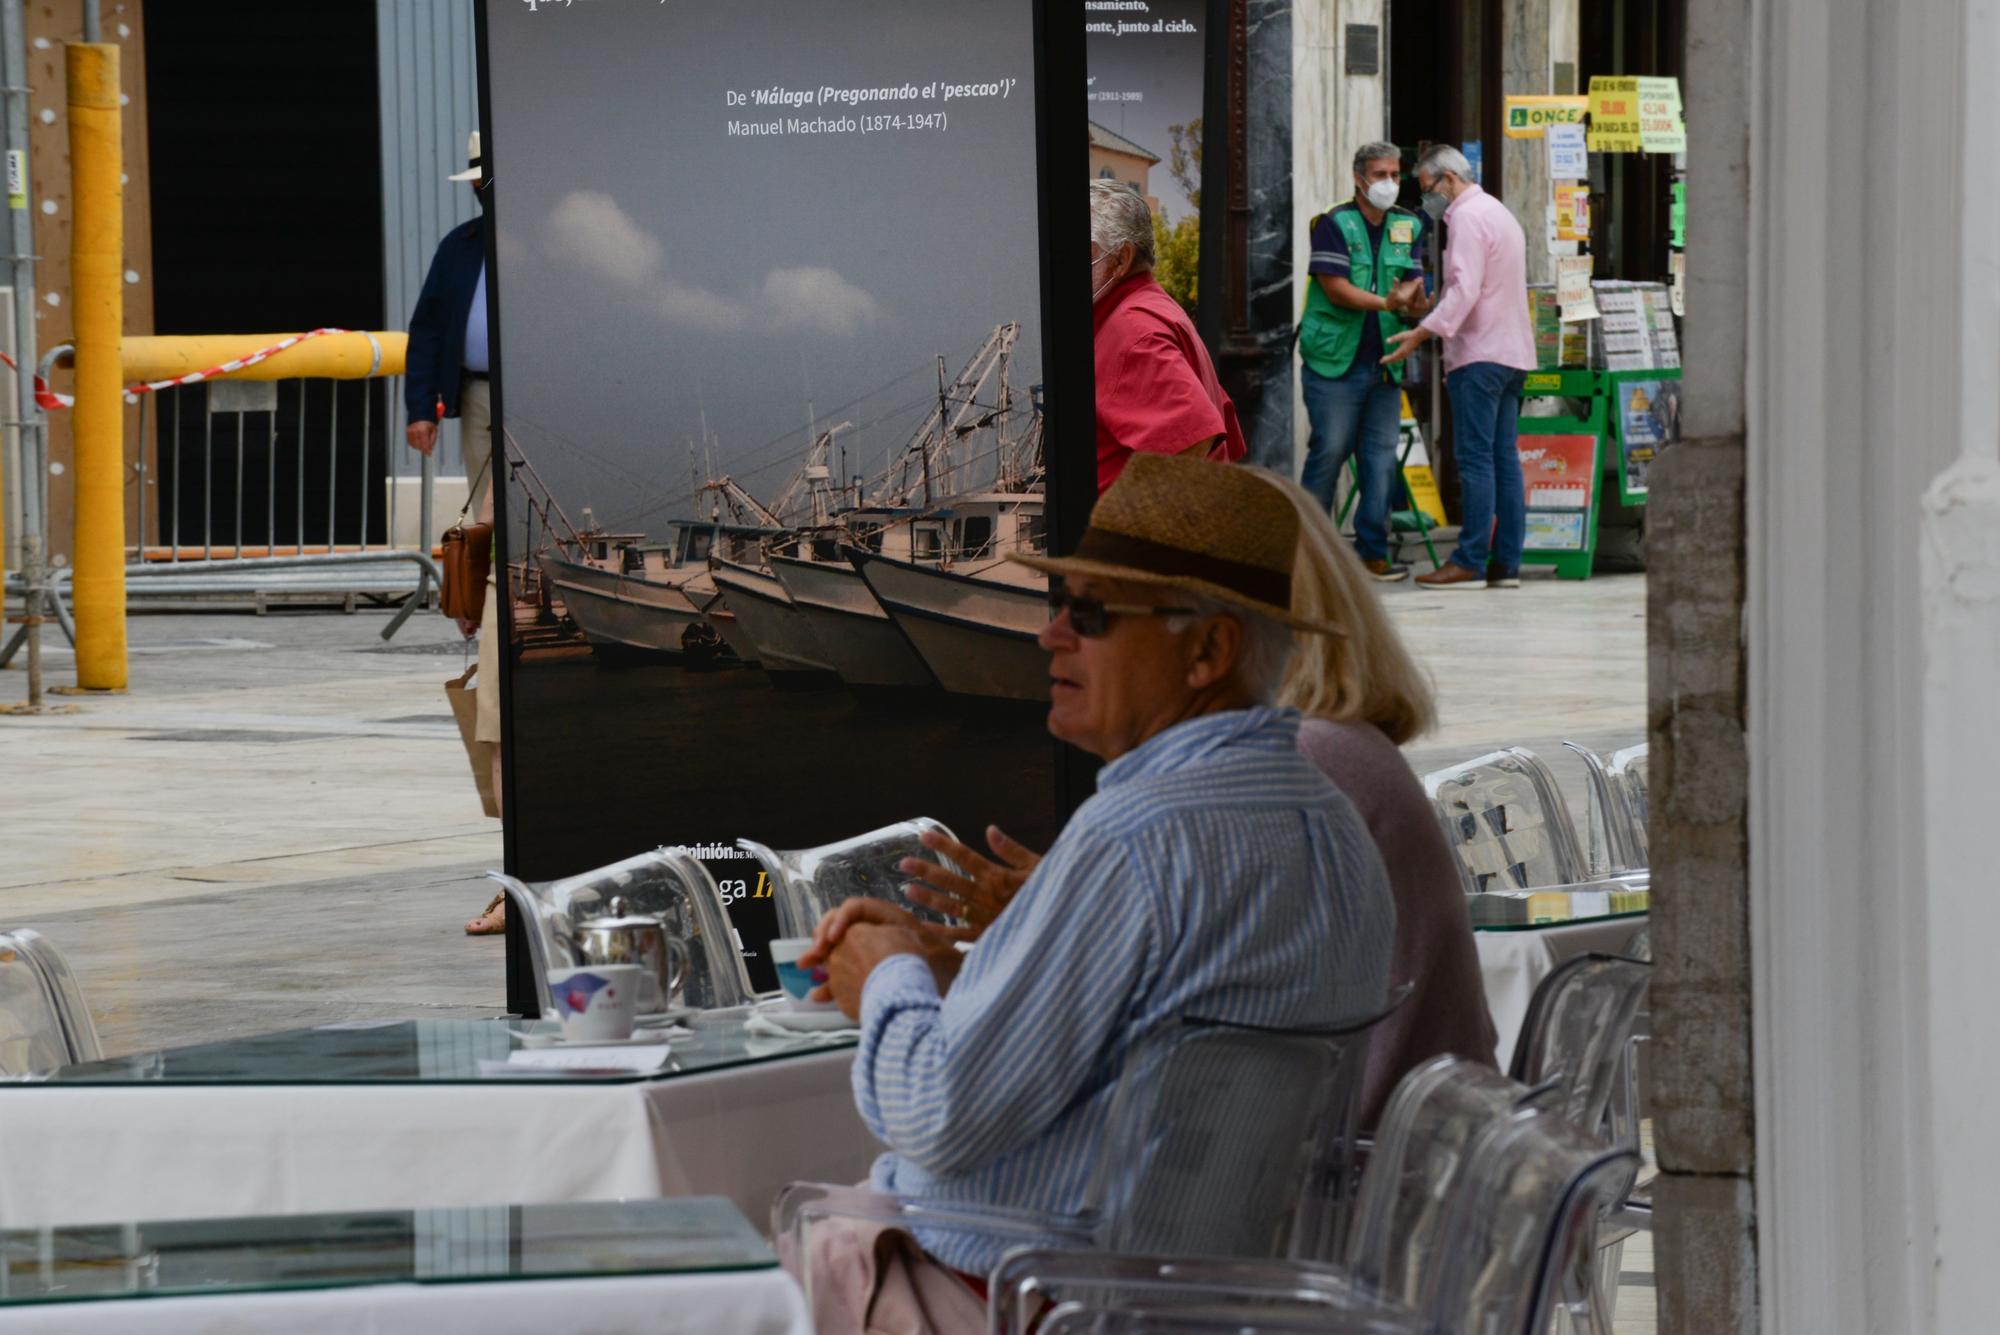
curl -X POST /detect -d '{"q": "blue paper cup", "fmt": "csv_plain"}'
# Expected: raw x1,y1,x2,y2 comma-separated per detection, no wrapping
769,937,815,1000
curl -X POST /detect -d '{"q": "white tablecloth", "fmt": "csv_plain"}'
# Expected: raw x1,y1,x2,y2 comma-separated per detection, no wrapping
0,1048,881,1232
0,1270,810,1334
1475,915,1649,1063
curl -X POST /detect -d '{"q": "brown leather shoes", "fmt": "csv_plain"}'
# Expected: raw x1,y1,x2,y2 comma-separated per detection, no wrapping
1363,559,1410,582
1414,562,1487,589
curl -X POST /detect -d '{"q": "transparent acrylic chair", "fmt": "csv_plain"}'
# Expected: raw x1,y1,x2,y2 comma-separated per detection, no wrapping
1421,748,1589,893
488,848,754,1017
0,929,102,1075
738,818,966,939
992,1058,1638,1335
1609,743,1650,865
1560,740,1647,878
776,996,1408,1316
1508,950,1653,1327
991,1056,1538,1332
1508,952,1651,1138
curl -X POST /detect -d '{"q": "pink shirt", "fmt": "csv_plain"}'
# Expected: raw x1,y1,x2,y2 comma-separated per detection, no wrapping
1419,185,1538,374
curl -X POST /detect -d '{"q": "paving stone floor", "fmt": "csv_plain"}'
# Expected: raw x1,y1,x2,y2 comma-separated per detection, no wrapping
1,569,1652,1326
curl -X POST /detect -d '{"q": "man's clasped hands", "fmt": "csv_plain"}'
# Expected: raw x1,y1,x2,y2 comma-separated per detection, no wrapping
796,825,1043,1020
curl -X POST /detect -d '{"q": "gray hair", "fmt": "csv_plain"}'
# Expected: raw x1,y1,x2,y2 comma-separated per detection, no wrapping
1352,141,1402,176
1166,593,1297,705
1088,179,1155,269
1415,143,1475,186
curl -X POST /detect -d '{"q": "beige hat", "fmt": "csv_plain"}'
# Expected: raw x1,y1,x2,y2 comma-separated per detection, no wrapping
1009,453,1344,636
448,131,483,183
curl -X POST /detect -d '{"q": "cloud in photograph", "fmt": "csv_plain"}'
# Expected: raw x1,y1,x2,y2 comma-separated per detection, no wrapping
660,282,753,333
542,190,881,337
763,266,884,337
547,189,663,287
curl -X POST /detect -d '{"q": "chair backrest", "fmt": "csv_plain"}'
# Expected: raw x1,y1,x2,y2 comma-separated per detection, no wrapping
1086,1008,1388,1260
489,849,754,1018
1609,743,1650,864
1422,748,1588,893
1284,982,1415,1265
1429,1106,1639,1335
0,930,101,1074
1508,953,1652,1136
738,818,964,939
1561,741,1645,877
1341,1056,1544,1310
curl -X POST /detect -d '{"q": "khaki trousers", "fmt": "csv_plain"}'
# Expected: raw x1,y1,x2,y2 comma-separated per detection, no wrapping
460,375,494,513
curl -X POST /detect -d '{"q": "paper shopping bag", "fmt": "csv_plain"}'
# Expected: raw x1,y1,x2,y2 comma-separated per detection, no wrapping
445,666,501,819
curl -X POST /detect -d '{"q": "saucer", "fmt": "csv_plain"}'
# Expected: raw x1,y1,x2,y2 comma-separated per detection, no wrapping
518,1031,666,1049
636,1006,697,1028
760,1011,856,1031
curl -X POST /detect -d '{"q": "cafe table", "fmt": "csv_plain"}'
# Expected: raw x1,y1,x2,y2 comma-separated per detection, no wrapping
0,1016,884,1234
0,1196,809,1334
1475,910,1650,1061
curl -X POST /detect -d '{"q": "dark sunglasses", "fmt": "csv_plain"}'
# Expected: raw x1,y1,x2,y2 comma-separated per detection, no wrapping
1047,580,1198,638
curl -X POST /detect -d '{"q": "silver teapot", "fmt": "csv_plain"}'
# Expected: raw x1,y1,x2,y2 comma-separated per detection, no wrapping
573,896,690,1016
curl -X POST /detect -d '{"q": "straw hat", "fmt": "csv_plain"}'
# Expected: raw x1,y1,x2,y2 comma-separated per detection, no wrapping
1010,453,1344,635
448,131,484,183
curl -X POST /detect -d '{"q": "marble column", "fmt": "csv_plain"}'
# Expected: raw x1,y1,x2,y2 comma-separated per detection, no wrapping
1220,0,1296,472
1499,0,1573,285
1289,0,1388,477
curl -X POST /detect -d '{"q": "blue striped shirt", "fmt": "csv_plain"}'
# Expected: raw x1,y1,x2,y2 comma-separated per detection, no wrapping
854,706,1396,1273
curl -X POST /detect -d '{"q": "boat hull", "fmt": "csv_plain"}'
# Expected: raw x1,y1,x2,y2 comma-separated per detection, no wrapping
770,555,934,688
853,553,1049,701
541,555,706,654
709,562,838,675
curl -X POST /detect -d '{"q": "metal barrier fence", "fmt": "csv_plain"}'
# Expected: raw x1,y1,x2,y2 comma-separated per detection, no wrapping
2,369,446,668
146,373,432,561
132,371,443,633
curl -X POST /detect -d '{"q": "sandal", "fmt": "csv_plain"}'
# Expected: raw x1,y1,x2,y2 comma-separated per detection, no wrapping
465,892,507,936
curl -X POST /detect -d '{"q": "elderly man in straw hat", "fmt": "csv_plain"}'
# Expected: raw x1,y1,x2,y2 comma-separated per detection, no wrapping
793,454,1394,1330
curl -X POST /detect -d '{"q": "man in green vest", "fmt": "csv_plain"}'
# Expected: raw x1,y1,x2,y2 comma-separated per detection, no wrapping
1297,141,1431,581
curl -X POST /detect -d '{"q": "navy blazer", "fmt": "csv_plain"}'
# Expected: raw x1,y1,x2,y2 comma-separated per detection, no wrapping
404,216,485,425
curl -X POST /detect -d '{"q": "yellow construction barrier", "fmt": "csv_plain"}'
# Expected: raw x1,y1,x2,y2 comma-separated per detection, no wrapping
69,41,123,692
119,331,408,383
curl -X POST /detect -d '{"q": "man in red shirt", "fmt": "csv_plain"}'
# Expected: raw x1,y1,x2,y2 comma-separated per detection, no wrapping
1089,181,1246,493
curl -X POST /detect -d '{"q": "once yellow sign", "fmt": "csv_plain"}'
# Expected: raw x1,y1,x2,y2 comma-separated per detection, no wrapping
1504,95,1588,139
1586,76,1642,152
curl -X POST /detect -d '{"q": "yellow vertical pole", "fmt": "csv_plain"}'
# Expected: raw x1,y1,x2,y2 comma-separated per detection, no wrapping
68,42,123,689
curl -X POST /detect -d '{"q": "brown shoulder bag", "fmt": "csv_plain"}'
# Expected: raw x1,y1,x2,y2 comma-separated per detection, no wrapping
439,457,494,625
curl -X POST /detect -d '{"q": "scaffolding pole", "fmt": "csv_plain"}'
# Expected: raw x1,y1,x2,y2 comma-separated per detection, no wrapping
1,0,43,709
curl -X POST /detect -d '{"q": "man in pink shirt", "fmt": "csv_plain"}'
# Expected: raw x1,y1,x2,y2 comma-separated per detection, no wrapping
1382,145,1538,589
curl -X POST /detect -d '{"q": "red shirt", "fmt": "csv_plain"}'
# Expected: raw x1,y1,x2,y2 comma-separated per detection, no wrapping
1092,273,1247,493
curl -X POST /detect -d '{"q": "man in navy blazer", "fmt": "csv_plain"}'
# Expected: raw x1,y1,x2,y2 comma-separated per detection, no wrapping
405,132,495,513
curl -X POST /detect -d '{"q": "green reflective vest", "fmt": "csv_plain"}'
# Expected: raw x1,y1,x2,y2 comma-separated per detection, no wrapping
1298,204,1423,382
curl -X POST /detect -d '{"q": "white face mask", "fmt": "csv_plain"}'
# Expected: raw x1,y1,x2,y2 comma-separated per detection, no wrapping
1090,250,1121,304
1363,178,1400,210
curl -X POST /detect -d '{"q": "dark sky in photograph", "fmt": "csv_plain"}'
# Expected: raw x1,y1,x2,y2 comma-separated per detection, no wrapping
486,0,1045,538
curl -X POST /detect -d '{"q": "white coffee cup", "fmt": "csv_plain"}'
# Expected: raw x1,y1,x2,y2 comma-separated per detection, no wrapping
546,964,643,1042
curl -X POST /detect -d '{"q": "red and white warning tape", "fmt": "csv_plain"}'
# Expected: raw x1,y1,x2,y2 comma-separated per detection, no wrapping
1,326,370,413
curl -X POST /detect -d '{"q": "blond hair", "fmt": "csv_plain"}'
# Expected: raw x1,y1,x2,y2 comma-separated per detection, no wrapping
1257,469,1437,743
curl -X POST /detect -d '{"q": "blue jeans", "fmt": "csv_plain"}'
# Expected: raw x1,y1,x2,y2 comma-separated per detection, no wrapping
1445,362,1528,574
1299,360,1402,562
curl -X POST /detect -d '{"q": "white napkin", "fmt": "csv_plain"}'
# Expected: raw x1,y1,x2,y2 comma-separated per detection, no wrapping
477,1043,673,1077
744,1010,860,1041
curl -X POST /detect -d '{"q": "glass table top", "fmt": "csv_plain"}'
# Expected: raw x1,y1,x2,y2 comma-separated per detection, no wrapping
9,1015,855,1086
0,1197,773,1307
1473,909,1650,933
